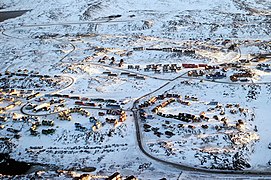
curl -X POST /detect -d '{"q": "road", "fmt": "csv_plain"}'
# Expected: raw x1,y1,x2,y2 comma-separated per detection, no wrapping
131,70,271,176
21,103,132,117
2,20,271,176
83,62,172,81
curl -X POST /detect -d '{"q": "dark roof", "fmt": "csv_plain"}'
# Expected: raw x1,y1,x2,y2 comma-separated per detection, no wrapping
106,172,121,180
208,101,219,106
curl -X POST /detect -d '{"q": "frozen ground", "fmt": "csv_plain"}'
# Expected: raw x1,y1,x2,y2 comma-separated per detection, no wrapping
0,0,271,179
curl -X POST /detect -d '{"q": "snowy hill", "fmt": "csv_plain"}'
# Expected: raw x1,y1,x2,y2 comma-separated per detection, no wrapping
0,0,271,179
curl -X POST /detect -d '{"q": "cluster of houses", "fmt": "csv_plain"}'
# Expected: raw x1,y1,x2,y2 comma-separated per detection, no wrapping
56,106,127,131
188,70,205,77
49,94,120,108
206,72,226,79
2,69,48,78
143,64,182,73
207,103,249,131
127,65,140,70
98,56,125,67
102,71,146,80
125,62,225,75
182,63,207,69
11,115,38,124
41,128,56,135
0,115,8,124
75,101,97,107
106,117,119,127
125,62,224,75
119,110,127,122
157,111,201,124
143,123,163,137
152,98,175,113
0,88,34,98
185,63,257,82
239,59,251,65
83,56,94,62
30,121,40,135
256,63,271,72
139,93,200,124
50,93,117,104
75,117,90,131
69,107,91,116
50,93,80,100
32,102,51,112
184,95,198,101
139,96,158,108
6,127,20,135
120,72,146,80
0,69,61,90
186,65,227,80
139,93,191,110
220,62,242,68
62,64,79,74
58,107,90,121
48,94,121,109
230,69,254,82
156,141,176,156
59,108,124,132
105,109,127,127
102,71,118,77
26,92,41,100
139,109,153,120
91,121,103,131
30,119,55,136
0,99,22,113
139,92,251,133
22,92,127,132
50,98,65,104
105,171,137,180
73,109,127,132
74,121,103,132
251,53,271,62
25,98,65,113
141,97,256,169
181,64,220,70
133,47,196,56
42,120,54,126
205,65,220,70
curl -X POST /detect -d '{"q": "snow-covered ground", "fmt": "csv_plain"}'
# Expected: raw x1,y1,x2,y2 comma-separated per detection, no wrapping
138,79,271,170
0,0,271,179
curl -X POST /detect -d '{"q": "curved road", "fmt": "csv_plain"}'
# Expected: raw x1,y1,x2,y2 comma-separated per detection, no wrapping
2,19,271,176
131,71,271,176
